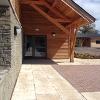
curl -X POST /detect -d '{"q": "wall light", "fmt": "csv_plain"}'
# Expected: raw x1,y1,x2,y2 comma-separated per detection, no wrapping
35,28,40,31
52,32,56,37
14,26,21,36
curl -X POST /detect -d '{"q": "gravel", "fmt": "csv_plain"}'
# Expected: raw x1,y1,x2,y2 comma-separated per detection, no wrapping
53,58,100,65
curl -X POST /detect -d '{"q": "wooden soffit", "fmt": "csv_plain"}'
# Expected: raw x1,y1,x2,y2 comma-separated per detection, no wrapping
19,0,95,35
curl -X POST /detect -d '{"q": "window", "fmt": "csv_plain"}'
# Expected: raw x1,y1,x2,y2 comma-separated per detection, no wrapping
96,40,100,44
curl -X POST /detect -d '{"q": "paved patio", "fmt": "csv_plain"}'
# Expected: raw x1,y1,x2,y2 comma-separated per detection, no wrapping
11,59,100,100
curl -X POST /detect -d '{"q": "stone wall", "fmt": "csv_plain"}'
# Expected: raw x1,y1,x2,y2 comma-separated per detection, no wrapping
0,6,11,67
0,5,22,100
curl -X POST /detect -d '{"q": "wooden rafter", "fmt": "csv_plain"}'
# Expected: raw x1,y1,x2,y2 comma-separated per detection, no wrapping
20,0,44,5
38,1,71,22
52,0,57,7
61,0,95,23
21,0,69,19
66,17,86,28
21,0,71,22
65,9,73,16
43,1,71,23
41,1,65,19
47,0,57,14
55,18,71,23
29,3,71,36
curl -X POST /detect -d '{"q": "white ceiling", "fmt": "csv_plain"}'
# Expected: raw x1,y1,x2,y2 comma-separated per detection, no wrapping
0,0,9,5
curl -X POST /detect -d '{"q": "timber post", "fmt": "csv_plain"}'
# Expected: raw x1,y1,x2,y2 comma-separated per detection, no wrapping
69,26,77,62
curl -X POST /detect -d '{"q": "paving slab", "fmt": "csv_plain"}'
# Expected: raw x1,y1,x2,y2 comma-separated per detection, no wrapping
82,92,100,100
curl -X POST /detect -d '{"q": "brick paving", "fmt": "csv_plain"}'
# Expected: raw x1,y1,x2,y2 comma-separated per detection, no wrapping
52,64,100,100
52,65,100,92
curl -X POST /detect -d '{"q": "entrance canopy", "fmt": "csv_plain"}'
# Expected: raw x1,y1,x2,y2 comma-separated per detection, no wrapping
19,0,95,35
9,0,95,62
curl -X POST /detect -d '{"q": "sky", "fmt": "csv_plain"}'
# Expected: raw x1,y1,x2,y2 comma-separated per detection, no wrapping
74,0,100,31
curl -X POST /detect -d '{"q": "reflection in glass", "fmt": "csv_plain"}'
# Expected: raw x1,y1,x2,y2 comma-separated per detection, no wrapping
25,36,32,57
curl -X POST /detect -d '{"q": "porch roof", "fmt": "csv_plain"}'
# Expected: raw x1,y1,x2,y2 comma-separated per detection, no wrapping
45,0,95,23
62,0,95,23
8,0,96,62
20,0,95,30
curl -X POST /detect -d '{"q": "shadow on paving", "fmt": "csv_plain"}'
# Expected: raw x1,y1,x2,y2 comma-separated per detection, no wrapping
23,59,58,65
52,65,100,93
23,59,100,93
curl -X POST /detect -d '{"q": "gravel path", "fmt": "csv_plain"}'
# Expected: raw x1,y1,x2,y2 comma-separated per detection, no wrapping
53,58,100,65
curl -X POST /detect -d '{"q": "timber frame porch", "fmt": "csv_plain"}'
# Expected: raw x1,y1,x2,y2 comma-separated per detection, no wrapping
9,0,95,62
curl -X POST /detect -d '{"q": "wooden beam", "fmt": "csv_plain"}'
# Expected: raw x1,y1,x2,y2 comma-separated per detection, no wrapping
21,0,71,21
43,1,65,19
69,27,77,62
55,18,71,23
43,1,71,22
30,1,45,5
20,0,45,5
29,3,71,36
66,9,73,16
66,17,86,28
47,0,58,14
61,0,93,23
52,0,58,8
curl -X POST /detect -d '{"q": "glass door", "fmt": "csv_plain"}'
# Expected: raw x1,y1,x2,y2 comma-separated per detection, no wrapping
24,36,33,57
34,35,47,58
24,35,47,58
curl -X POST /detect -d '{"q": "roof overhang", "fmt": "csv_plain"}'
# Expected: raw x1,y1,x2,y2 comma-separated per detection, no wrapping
62,0,95,23
8,0,96,36
10,0,96,27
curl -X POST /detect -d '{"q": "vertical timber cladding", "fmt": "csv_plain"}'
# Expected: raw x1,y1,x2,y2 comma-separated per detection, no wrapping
21,6,69,59
47,33,69,59
0,6,11,66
